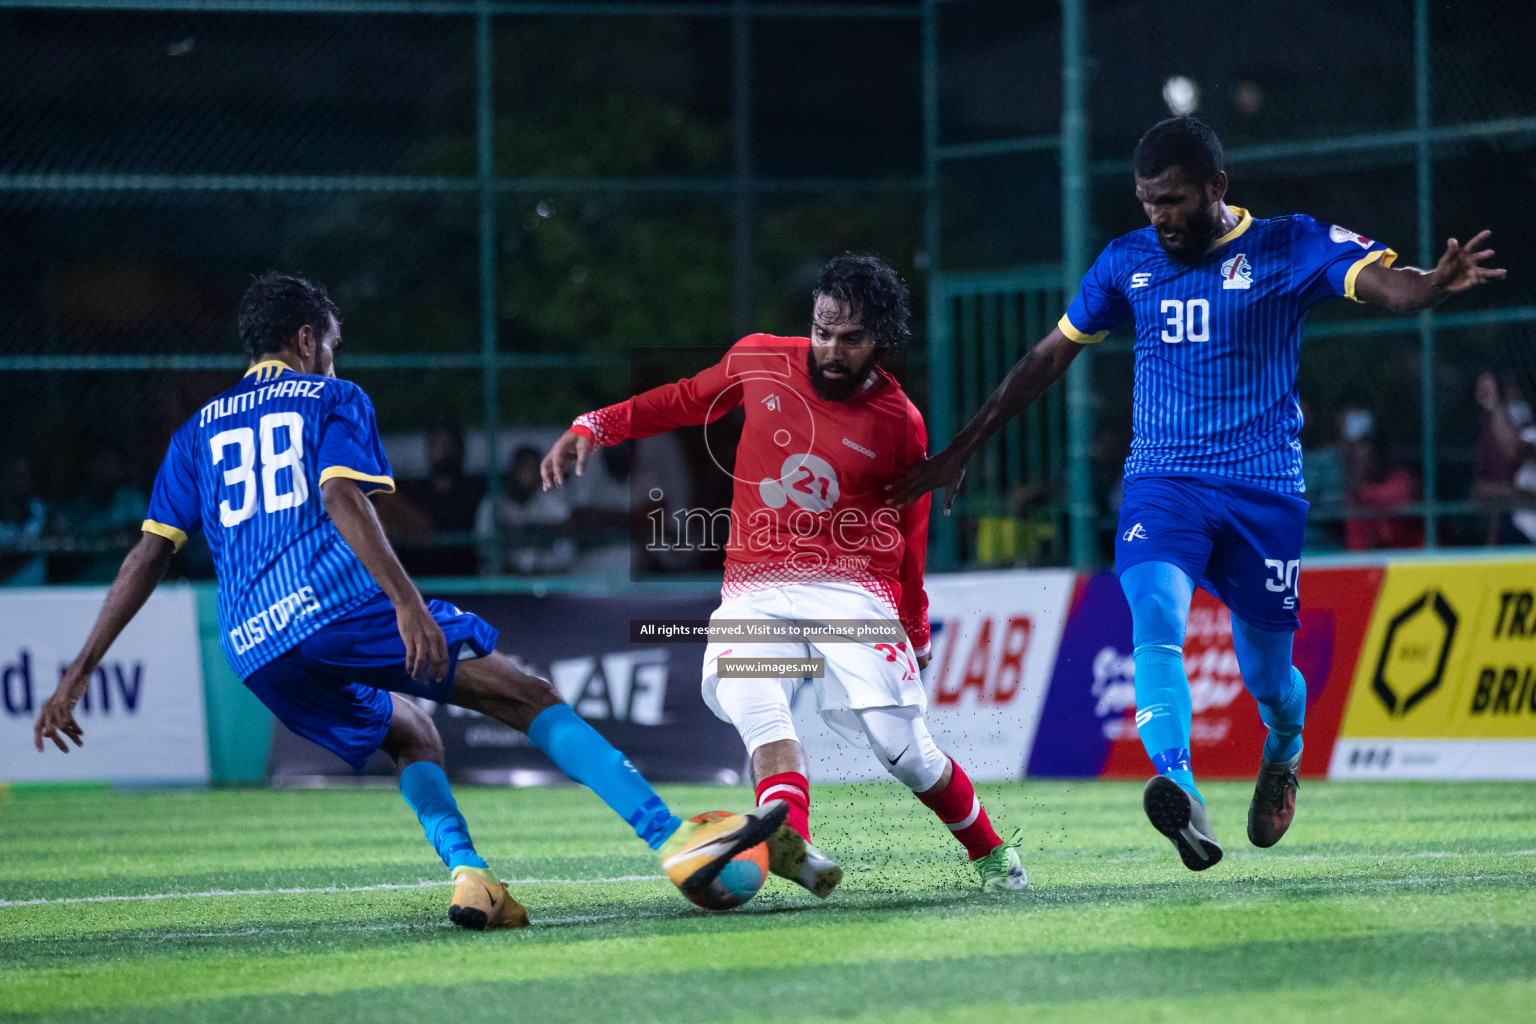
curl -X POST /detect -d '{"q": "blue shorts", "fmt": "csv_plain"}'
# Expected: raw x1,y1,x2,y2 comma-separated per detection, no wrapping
1115,472,1309,631
242,592,499,770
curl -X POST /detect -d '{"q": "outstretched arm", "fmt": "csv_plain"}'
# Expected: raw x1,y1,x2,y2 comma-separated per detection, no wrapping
322,477,448,684
1354,230,1505,312
34,534,174,752
542,341,757,490
887,328,1083,509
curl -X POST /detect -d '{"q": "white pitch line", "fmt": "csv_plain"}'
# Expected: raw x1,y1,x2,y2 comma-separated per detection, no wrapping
0,874,665,909
5,849,1534,910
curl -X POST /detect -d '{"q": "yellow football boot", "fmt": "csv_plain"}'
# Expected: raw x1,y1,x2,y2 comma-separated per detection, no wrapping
448,865,529,930
658,800,787,898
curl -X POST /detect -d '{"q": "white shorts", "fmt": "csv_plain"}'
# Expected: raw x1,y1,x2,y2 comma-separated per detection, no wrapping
701,582,924,745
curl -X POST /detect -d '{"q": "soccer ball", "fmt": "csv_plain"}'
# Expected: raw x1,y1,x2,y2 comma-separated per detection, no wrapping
681,811,769,911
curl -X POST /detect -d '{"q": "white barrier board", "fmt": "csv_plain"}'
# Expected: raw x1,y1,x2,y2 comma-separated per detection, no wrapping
0,587,209,784
792,570,1076,782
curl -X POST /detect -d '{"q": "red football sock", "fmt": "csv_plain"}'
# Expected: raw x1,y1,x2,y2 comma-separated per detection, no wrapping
917,758,1003,860
756,771,810,841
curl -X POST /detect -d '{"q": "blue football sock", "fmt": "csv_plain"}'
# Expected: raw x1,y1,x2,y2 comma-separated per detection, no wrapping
1122,561,1201,804
1259,666,1307,763
1231,617,1306,765
528,704,682,850
399,761,488,872
1133,642,1202,803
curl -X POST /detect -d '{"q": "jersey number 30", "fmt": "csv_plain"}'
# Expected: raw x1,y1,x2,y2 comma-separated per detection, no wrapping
210,412,308,526
1160,298,1210,344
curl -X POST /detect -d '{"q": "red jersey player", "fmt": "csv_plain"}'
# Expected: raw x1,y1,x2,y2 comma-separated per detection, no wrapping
541,254,1026,895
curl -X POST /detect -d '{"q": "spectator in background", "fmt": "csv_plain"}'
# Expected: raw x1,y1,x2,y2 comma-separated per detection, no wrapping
1298,397,1346,551
56,444,148,581
1339,406,1424,551
0,455,50,586
1472,371,1536,545
476,445,575,574
390,419,486,576
568,433,699,577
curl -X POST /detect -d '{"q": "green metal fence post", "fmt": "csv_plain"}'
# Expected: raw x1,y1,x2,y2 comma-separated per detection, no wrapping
1416,0,1438,548
1061,0,1094,570
922,0,957,570
732,0,754,338
477,0,502,568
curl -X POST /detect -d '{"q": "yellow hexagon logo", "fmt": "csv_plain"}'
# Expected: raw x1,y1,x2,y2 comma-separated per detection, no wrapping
1371,588,1458,716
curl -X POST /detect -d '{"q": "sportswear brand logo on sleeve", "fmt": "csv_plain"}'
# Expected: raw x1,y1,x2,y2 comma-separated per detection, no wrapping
1328,224,1372,249
761,394,781,412
1123,523,1148,542
1131,273,1152,289
1221,253,1253,290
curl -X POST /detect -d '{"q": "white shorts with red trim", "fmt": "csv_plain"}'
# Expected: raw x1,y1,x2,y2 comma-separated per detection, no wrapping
700,582,924,746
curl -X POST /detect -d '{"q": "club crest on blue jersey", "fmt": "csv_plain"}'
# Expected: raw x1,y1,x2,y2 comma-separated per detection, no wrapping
1221,253,1253,290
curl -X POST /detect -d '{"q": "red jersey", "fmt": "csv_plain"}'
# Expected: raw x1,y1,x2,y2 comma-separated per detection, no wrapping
570,334,932,654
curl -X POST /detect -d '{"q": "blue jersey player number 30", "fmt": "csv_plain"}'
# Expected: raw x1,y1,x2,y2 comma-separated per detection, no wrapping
895,116,1504,874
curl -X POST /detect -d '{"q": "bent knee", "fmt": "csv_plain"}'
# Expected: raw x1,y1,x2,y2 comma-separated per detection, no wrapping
858,707,947,791
384,695,445,766
713,678,797,755
1123,583,1187,646
450,652,562,731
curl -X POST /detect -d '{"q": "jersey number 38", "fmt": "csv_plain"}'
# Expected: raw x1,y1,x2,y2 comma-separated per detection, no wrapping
210,412,309,526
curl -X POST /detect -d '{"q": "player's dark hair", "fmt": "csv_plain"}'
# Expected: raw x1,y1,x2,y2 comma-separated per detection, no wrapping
812,253,912,348
1133,116,1224,184
237,273,340,359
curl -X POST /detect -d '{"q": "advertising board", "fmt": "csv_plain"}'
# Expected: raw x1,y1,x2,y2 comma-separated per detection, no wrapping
790,570,1077,782
0,587,209,784
1330,559,1536,780
267,589,744,784
1028,568,1381,779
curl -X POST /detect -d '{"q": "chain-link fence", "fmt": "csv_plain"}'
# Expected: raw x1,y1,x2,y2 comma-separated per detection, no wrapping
2,0,1532,584
0,0,926,583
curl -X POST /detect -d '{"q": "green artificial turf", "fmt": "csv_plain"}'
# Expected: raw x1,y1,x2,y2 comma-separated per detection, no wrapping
2,780,1533,1023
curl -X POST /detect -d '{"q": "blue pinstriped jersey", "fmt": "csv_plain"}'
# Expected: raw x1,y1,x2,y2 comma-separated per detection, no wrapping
143,360,395,678
1060,208,1396,493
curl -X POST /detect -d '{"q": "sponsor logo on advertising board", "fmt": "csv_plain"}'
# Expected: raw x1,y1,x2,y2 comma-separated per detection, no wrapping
1030,568,1381,779
0,588,209,784
792,570,1076,782
1331,560,1536,780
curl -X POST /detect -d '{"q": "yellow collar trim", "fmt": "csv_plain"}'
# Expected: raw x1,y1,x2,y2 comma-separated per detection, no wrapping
244,359,292,381
1210,206,1252,250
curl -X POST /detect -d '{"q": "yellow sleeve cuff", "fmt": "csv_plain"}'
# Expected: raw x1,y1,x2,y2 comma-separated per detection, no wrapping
318,466,397,494
1343,247,1398,303
1057,314,1108,344
142,520,188,552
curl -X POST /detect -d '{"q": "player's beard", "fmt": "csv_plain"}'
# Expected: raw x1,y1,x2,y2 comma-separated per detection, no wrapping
807,350,874,402
1161,205,1219,262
